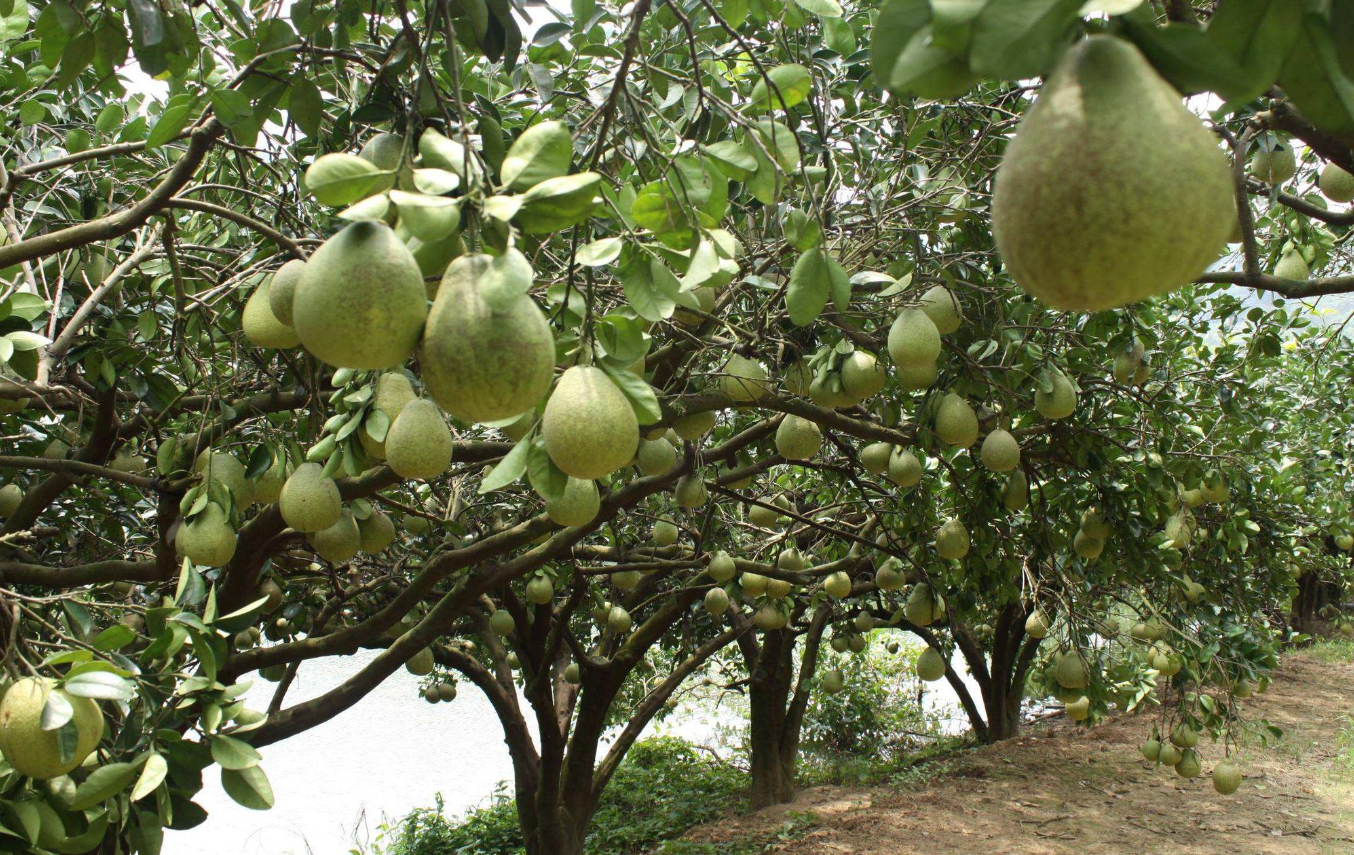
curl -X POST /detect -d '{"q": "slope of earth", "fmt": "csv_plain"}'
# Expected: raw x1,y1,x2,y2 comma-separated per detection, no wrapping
678,647,1354,855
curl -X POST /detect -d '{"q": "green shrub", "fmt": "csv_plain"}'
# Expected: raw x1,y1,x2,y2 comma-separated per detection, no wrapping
376,737,746,855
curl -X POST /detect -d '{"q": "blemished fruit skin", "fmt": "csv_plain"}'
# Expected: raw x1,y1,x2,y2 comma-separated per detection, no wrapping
1319,162,1354,203
310,509,361,563
918,285,963,334
542,366,640,479
1035,368,1077,419
916,646,946,682
419,255,556,423
776,414,823,460
268,259,306,326
992,36,1232,311
279,462,343,533
935,393,978,448
292,221,428,370
242,278,301,349
386,399,454,481
0,678,104,779
888,308,942,367
935,518,970,560
360,372,417,459
546,477,601,526
358,510,396,553
1212,760,1242,795
980,429,1021,472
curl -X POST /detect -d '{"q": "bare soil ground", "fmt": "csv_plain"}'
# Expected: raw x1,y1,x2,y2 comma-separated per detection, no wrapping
683,650,1354,854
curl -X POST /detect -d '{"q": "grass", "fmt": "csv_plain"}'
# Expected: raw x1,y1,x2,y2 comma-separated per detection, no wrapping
647,812,819,855
1305,636,1354,664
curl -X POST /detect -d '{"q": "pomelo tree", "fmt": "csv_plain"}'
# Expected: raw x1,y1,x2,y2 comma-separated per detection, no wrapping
0,0,1353,851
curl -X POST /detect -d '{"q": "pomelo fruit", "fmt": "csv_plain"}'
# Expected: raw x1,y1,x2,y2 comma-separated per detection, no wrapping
541,366,639,479
279,462,343,533
243,278,300,349
386,399,454,481
0,678,103,779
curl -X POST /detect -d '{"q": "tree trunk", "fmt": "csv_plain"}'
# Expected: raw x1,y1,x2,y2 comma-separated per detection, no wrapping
982,680,1022,742
745,628,798,808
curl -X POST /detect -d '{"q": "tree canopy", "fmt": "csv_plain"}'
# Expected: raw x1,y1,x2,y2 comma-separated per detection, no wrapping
0,0,1353,852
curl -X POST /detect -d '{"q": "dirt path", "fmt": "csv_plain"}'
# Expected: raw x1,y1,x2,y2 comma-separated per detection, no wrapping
685,650,1354,854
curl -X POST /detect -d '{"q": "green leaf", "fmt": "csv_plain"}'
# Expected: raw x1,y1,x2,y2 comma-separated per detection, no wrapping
40,691,73,731
479,436,533,494
783,208,822,250
480,248,534,310
412,168,462,195
748,64,813,112
526,439,567,503
969,0,1082,79
146,104,193,149
210,734,261,770
288,75,323,138
786,249,830,327
7,330,50,351
619,254,680,322
64,671,135,701
92,623,136,652
600,362,662,425
577,237,624,267
390,190,461,242
790,0,842,17
131,753,168,802
1121,20,1254,100
823,17,858,55
500,121,574,191
1277,14,1354,136
0,0,28,42
703,140,758,181
304,153,387,207
1207,0,1303,101
71,763,138,810
221,765,275,810
826,253,852,313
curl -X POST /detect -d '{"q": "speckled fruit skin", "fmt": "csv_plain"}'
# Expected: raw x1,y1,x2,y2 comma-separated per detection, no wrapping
992,36,1233,311
385,398,454,481
268,259,306,326
0,678,103,779
279,462,342,533
419,255,555,424
292,221,428,370
542,366,639,479
242,278,300,349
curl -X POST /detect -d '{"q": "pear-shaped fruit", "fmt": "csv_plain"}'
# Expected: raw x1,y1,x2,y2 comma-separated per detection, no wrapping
361,372,417,460
1140,739,1162,762
887,448,923,487
980,429,1020,472
386,399,454,481
1073,529,1104,560
1025,609,1049,639
1175,748,1202,778
0,678,103,779
861,441,892,475
740,572,769,597
489,609,515,636
311,509,361,563
935,518,970,560
526,575,555,604
708,551,737,582
1066,696,1091,721
653,517,679,547
918,285,962,334
904,583,944,627
405,647,435,676
752,604,787,631
888,308,941,367
292,221,428,370
542,366,639,479
775,414,822,460
1157,742,1182,767
673,409,716,440
636,437,677,476
358,509,396,553
177,502,237,566
719,354,771,402
607,605,633,634
268,259,306,326
916,647,946,682
1003,470,1029,511
934,393,978,447
675,474,708,508
1212,760,1242,795
0,483,23,518
420,255,556,423
1273,248,1309,280
992,36,1232,310
1035,368,1077,420
823,570,852,599
1319,161,1354,203
1251,141,1296,184
251,457,288,505
546,477,601,527
704,586,730,615
195,450,251,504
1054,651,1088,689
279,462,342,533
1170,722,1199,749
821,669,845,694
839,351,886,402
243,278,300,349
896,361,938,391
748,502,781,528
